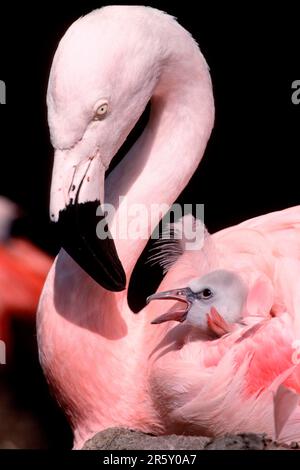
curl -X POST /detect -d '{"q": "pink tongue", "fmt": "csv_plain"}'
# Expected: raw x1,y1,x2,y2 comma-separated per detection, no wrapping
151,305,187,324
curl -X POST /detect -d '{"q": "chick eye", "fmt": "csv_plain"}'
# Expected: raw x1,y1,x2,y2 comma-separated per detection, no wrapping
93,103,108,120
198,288,213,300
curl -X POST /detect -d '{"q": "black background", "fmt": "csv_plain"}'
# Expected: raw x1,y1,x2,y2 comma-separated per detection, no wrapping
0,0,299,449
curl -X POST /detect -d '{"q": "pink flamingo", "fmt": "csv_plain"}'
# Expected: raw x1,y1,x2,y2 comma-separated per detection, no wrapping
37,6,300,449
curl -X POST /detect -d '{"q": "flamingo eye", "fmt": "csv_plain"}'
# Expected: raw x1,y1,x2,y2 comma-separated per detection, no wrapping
93,103,108,120
198,288,213,300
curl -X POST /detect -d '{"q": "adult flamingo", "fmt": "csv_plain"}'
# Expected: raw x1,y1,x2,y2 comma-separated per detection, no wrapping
37,6,300,449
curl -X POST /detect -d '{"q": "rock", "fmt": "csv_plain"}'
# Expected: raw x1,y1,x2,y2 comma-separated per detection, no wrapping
205,433,267,450
82,428,210,450
82,428,294,450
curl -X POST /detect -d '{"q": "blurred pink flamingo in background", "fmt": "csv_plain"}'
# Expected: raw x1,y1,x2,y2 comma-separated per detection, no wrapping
0,196,53,449
0,196,51,355
37,6,300,449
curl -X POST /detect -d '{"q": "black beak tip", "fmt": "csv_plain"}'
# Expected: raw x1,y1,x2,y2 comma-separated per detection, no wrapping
55,200,127,293
107,271,126,292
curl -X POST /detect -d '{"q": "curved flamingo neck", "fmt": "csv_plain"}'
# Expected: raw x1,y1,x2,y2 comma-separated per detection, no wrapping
106,46,214,286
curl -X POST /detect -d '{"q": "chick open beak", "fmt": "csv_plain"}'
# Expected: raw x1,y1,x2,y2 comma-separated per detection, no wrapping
146,287,192,324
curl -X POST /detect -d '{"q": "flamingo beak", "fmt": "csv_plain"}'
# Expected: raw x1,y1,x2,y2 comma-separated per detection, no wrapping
146,287,192,324
50,150,126,292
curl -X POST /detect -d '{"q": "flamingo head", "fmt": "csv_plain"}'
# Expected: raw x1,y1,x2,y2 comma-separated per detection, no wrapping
147,270,248,335
47,7,173,291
